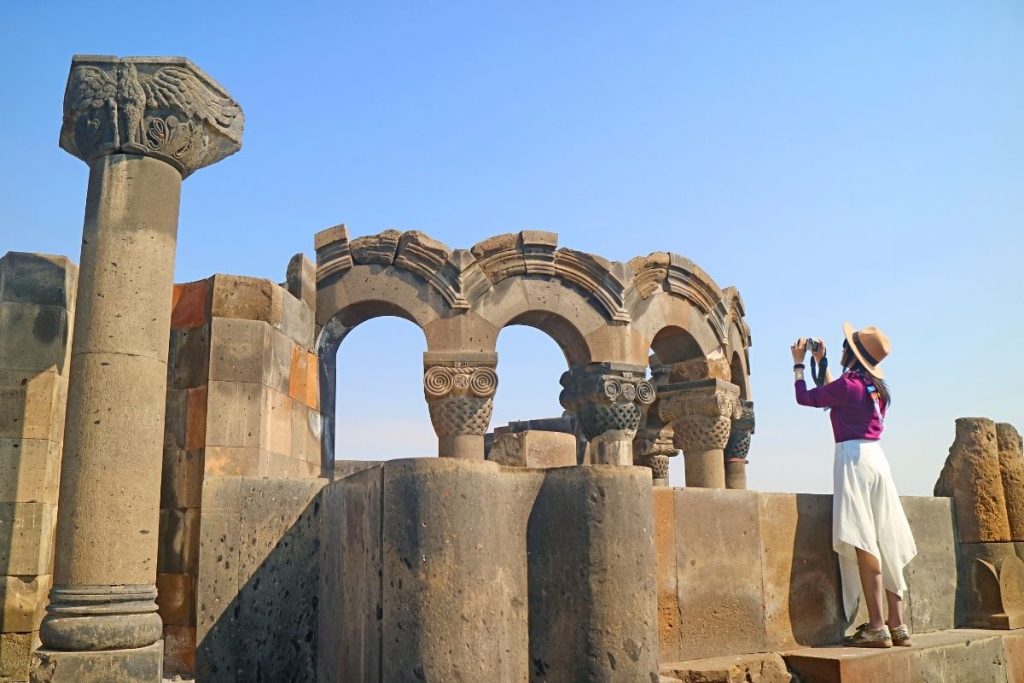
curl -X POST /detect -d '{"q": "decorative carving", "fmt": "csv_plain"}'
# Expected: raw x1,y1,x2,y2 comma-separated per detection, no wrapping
423,365,498,437
725,400,756,461
960,543,1024,629
659,379,742,454
553,249,631,323
559,364,655,443
350,229,402,265
314,224,353,284
61,55,243,177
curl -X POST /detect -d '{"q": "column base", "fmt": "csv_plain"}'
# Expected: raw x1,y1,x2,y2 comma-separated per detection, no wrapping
30,641,162,683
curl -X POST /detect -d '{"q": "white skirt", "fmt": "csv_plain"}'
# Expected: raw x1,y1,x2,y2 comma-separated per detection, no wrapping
833,439,918,621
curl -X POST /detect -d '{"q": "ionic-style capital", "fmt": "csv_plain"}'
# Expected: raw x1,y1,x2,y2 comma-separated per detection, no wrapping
725,400,756,461
658,379,742,453
60,55,244,177
559,363,655,442
423,363,498,438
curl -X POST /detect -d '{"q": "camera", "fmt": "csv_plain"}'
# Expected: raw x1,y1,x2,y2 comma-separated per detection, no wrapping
806,338,821,354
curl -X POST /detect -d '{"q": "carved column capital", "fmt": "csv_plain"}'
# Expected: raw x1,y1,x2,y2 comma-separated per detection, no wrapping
423,363,498,438
559,363,655,443
60,55,244,177
658,379,742,454
725,400,756,461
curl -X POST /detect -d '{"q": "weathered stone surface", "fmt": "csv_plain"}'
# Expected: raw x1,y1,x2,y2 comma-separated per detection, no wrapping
160,449,203,510
486,429,576,468
0,303,72,373
205,380,265,449
171,280,210,330
285,253,316,311
209,275,283,326
167,324,210,390
0,253,75,308
30,640,162,683
957,542,1024,629
157,507,199,575
162,625,195,679
660,652,792,683
667,357,731,383
0,503,55,576
0,439,61,504
208,318,270,385
529,466,658,681
155,572,194,627
901,496,957,633
997,423,1024,541
934,417,1011,543
654,489,681,659
0,370,66,441
0,630,35,680
278,287,314,350
0,575,51,633
331,459,378,481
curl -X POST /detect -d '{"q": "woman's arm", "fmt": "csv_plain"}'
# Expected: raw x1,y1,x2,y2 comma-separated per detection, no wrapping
792,337,851,408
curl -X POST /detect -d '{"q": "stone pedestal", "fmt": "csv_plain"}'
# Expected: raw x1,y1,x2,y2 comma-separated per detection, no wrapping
34,55,242,682
659,379,742,489
423,352,498,459
559,363,655,466
724,400,755,490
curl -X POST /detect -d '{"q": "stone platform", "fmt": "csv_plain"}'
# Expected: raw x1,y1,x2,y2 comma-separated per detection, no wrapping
660,629,1024,682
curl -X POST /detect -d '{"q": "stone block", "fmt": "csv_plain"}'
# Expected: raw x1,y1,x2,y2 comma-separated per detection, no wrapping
0,574,50,633
0,503,55,575
278,288,314,349
759,493,843,650
209,275,283,326
488,430,576,468
162,388,187,451
997,422,1024,541
957,542,1024,629
0,439,61,504
670,488,767,660
160,449,203,510
305,352,319,409
901,496,957,633
162,625,195,678
290,401,309,463
660,653,792,683
0,253,74,307
204,381,265,449
208,318,270,385
319,466,382,683
0,370,63,441
170,279,209,330
331,459,379,481
203,446,266,477
30,640,162,683
184,385,207,450
157,508,199,574
654,488,681,659
195,511,240,681
0,630,35,681
287,346,309,404
167,324,210,390
528,466,658,681
156,572,194,628
264,388,292,456
667,357,731,383
265,327,292,395
264,451,319,479
0,303,72,373
285,253,316,311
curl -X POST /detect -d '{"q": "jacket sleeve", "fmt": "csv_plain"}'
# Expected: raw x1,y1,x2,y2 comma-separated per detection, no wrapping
795,375,858,408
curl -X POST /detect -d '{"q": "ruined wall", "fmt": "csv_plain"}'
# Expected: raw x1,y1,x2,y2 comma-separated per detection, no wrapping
160,271,321,675
0,253,76,681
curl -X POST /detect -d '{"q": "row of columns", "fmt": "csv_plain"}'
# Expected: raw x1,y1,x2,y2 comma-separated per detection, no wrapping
423,356,756,489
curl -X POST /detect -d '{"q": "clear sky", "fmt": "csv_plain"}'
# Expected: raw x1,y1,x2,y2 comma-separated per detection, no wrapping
2,2,1022,495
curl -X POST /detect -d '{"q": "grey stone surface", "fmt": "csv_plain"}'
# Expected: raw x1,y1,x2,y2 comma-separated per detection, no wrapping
901,495,957,633
30,640,162,683
528,465,659,682
278,289,314,350
0,253,75,308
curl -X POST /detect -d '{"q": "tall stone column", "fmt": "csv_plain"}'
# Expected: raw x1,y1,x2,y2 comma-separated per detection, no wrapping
423,352,498,460
34,56,242,682
559,363,655,466
658,379,742,488
724,400,755,490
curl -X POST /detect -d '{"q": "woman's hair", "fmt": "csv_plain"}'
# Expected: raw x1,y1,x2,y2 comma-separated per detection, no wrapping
841,341,891,408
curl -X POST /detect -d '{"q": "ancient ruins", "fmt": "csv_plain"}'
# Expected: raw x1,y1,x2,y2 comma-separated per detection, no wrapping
0,54,1022,682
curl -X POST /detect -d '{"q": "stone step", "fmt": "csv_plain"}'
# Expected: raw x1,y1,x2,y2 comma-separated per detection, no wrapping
660,652,792,682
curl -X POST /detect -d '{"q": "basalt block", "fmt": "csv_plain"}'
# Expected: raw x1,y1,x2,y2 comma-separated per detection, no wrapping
998,423,1024,541
30,641,162,683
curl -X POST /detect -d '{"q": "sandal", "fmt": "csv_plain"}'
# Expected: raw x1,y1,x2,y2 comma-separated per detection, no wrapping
890,624,912,647
843,623,893,648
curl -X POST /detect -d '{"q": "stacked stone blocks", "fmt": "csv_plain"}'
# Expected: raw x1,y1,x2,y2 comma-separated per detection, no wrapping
0,254,76,681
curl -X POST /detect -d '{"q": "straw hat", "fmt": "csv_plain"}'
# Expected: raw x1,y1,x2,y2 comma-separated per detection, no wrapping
842,322,891,379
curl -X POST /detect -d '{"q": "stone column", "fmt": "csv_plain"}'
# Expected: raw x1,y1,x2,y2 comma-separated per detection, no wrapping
423,352,498,460
34,56,241,682
559,363,655,466
633,360,678,486
658,379,742,489
724,400,755,490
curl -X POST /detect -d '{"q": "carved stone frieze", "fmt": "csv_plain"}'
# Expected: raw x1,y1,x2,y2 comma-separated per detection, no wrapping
559,363,655,442
658,379,742,454
61,55,243,177
423,364,498,437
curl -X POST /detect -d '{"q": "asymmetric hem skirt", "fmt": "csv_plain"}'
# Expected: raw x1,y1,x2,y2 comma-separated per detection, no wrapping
833,439,918,621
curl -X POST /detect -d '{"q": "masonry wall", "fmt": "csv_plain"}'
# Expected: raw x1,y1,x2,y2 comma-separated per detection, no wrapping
0,253,76,681
159,273,321,675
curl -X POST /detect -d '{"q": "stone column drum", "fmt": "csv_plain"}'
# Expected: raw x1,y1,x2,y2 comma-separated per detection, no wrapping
33,55,242,682
658,379,742,489
559,363,656,466
423,352,498,460
724,400,755,490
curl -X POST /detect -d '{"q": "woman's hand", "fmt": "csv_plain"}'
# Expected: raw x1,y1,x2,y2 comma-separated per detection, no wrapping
791,338,807,364
811,339,826,363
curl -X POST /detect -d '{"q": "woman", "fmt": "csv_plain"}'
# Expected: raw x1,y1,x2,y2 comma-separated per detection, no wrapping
791,323,917,648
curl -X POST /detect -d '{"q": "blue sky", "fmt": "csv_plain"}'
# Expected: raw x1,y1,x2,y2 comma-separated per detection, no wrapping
2,2,1022,494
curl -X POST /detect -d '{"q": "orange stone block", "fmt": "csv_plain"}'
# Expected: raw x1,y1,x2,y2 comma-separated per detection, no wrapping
306,352,319,409
185,385,208,450
288,346,308,402
156,572,196,627
163,624,196,676
171,280,209,330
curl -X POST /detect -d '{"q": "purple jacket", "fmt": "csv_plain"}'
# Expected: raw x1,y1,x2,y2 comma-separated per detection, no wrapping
795,371,886,442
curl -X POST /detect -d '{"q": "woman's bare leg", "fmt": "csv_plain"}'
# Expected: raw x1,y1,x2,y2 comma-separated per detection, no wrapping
886,590,905,628
856,548,885,629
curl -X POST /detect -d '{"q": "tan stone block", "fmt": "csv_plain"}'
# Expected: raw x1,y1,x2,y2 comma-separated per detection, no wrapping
210,275,283,326
0,630,34,680
156,572,195,627
653,488,681,660
668,357,732,383
204,446,267,477
306,353,319,410
290,401,308,463
660,652,791,683
0,253,74,307
161,449,204,509
158,508,200,574
0,574,50,633
185,385,208,450
265,389,292,456
0,439,60,504
0,503,55,576
305,410,322,464
163,624,196,677
265,451,320,479
208,318,271,385
265,327,293,395
0,370,61,440
521,431,576,468
205,381,265,449
0,302,72,373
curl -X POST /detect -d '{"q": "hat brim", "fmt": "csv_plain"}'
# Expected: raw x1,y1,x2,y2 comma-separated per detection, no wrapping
843,321,885,379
